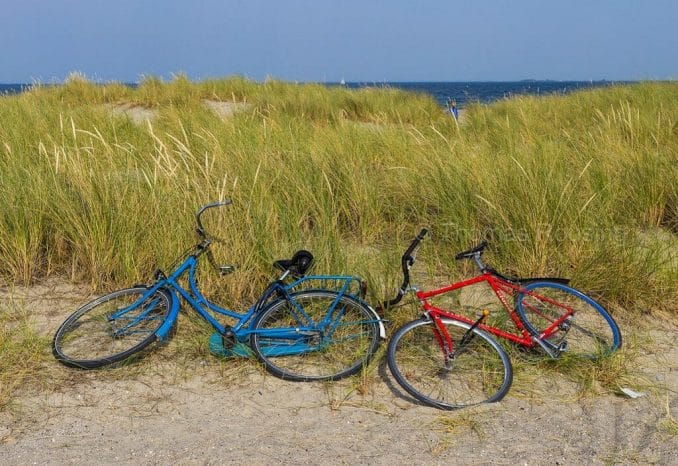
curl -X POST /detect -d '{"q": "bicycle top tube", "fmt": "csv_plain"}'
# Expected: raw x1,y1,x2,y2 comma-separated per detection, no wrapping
417,273,536,346
144,255,246,336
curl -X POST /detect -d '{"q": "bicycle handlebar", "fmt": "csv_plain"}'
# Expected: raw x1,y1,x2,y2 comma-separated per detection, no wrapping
195,200,235,275
196,200,232,238
403,228,429,263
380,232,570,310
383,228,429,308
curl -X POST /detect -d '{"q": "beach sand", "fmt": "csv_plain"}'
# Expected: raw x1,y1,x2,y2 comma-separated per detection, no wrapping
106,100,250,124
1,280,676,465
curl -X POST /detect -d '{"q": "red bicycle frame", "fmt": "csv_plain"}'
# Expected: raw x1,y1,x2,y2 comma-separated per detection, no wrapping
383,229,577,356
417,271,575,349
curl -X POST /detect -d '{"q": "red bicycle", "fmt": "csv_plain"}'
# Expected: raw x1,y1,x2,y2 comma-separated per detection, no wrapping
384,229,622,410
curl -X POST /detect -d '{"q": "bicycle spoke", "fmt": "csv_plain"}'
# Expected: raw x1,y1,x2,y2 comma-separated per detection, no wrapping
388,318,512,409
516,282,621,358
251,291,380,381
53,287,172,368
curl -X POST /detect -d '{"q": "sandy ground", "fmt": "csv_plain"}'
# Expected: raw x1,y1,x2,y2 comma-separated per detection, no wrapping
106,100,250,124
202,100,251,119
107,103,159,124
1,280,676,465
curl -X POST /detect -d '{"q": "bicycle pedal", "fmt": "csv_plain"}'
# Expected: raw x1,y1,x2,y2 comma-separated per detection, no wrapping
221,327,236,349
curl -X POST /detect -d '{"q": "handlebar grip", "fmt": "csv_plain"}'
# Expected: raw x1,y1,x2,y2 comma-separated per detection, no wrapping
403,228,429,260
196,199,232,236
454,240,488,261
217,265,236,275
207,199,232,209
206,250,235,275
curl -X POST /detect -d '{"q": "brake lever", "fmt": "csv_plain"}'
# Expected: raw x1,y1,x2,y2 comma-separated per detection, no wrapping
217,265,236,276
206,249,236,276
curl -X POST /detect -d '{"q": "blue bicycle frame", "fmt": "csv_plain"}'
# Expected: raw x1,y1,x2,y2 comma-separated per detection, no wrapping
110,248,386,355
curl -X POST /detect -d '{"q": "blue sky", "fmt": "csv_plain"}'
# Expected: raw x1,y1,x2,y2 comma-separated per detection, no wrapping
1,0,676,83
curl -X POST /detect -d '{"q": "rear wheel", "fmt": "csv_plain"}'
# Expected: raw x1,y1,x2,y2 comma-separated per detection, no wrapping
515,281,621,358
387,318,513,410
52,287,172,368
250,290,381,381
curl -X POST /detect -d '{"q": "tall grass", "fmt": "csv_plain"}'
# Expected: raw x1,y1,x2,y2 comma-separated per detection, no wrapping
0,301,50,408
0,77,675,315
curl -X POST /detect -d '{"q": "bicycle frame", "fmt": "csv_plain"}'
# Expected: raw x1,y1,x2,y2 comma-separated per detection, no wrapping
112,249,386,347
417,271,576,349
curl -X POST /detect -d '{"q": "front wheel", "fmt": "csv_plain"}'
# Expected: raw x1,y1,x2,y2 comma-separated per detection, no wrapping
52,286,172,369
250,290,381,381
515,281,621,358
387,318,513,410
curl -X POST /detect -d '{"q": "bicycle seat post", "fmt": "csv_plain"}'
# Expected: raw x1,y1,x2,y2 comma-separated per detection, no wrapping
473,253,486,272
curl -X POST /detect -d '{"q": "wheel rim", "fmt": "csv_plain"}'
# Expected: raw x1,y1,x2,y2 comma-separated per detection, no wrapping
389,319,511,409
253,291,379,381
54,288,169,365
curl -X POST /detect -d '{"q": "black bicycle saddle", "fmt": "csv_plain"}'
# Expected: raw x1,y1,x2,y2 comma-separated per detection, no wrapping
454,241,488,260
273,250,314,276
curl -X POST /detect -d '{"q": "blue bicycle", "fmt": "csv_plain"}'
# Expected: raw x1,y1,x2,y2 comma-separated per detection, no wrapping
52,200,385,381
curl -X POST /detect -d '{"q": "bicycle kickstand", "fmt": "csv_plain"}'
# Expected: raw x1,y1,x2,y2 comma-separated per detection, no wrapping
459,309,490,348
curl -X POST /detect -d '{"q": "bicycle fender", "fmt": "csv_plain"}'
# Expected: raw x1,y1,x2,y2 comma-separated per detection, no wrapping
516,276,570,285
155,288,180,342
365,304,387,339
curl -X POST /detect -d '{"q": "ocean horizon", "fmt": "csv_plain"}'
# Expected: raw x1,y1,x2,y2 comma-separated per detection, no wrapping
0,80,631,108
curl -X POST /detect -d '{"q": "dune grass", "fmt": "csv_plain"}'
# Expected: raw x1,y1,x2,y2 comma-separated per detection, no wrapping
0,76,676,406
0,301,50,409
1,76,675,308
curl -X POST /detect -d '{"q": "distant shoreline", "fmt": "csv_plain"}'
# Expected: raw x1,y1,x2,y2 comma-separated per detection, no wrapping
0,80,639,108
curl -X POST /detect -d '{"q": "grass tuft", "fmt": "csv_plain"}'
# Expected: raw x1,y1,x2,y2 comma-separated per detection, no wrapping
0,303,51,409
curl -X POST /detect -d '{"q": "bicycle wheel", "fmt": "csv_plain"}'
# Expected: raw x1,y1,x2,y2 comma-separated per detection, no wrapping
250,290,381,381
52,286,172,369
387,318,513,410
515,281,621,358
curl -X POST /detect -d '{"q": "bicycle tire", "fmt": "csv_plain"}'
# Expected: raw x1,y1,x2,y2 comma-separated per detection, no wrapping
250,290,381,381
52,286,172,369
515,281,621,358
387,318,513,410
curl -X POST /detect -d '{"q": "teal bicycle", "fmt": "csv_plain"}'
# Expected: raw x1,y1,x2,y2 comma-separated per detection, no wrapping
52,200,385,381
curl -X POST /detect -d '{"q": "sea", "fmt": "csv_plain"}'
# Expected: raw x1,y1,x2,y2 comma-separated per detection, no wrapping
0,81,625,108
340,81,626,107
